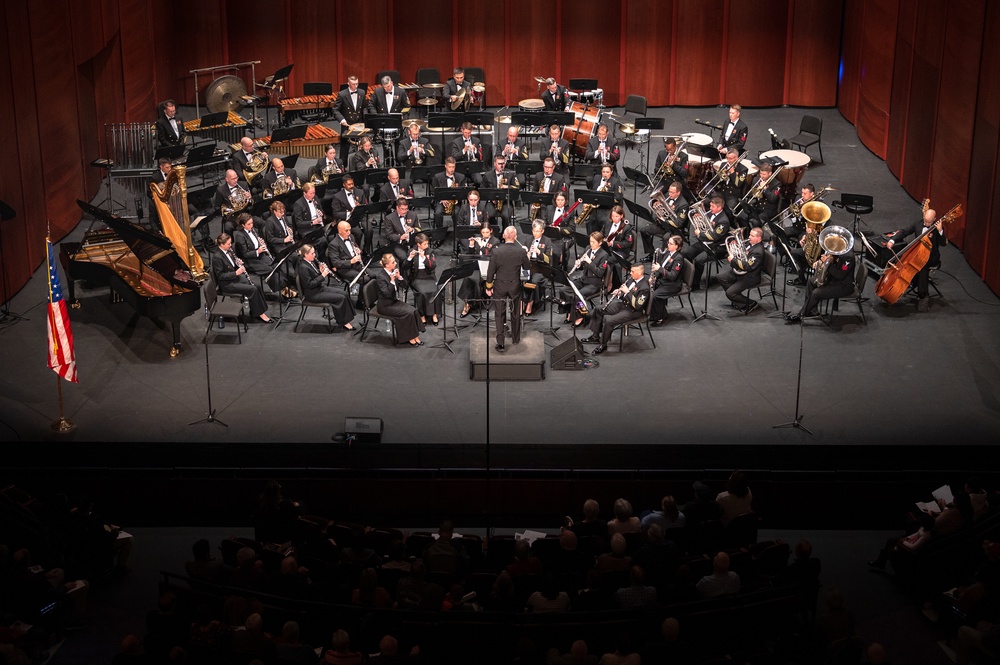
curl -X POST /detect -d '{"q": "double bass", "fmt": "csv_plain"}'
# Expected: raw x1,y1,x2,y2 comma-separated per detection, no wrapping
874,200,963,304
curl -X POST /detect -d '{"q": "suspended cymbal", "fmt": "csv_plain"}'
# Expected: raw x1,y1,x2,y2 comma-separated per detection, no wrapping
534,76,546,83
619,123,637,134
423,82,446,89
603,111,620,118
494,115,512,124
418,97,439,106
205,75,248,113
406,118,427,127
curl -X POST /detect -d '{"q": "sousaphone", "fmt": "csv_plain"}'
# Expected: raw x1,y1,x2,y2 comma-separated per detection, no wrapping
205,75,248,113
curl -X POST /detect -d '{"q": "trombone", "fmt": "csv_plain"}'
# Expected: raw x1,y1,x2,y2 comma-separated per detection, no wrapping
733,164,784,218
698,150,746,198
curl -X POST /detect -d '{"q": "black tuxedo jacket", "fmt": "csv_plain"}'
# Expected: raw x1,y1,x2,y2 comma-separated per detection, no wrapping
292,197,324,237
496,138,528,161
327,234,363,272
211,249,245,289
382,212,419,245
330,188,368,222
544,204,577,227
477,169,518,190
313,156,345,178
653,149,690,181
396,137,433,165
156,114,185,147
585,136,621,165
263,169,299,191
233,226,268,262
264,214,295,252
213,181,251,209
347,147,382,172
530,172,568,195
486,242,530,291
542,85,570,111
602,219,634,256
367,88,406,114
450,136,483,162
430,171,467,192
379,179,415,203
455,202,495,227
538,139,571,167
589,174,623,198
720,118,749,150
652,250,684,284
334,87,365,125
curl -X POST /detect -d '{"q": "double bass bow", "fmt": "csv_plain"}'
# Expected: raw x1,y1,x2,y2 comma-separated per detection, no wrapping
874,200,963,304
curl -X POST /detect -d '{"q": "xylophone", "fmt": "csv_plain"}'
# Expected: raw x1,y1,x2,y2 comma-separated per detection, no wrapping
184,111,248,145
230,124,341,160
279,95,337,123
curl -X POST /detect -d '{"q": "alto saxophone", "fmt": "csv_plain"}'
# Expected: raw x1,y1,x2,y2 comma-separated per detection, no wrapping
529,179,545,221
494,175,508,213
576,180,610,226
442,178,458,216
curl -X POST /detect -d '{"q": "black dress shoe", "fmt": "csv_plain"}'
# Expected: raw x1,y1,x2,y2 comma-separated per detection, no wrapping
785,314,801,324
592,344,607,355
743,301,759,314
650,319,666,327
431,318,439,326
581,334,600,343
786,277,807,286
495,343,505,352
460,308,471,318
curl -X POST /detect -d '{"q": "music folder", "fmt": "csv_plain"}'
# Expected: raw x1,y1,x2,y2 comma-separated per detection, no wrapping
348,200,391,227
270,125,308,143
624,197,654,223
433,187,473,203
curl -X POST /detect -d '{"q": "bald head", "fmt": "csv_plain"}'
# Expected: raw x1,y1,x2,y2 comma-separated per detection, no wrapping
713,551,730,574
923,209,937,226
240,137,254,151
503,226,518,241
338,221,352,238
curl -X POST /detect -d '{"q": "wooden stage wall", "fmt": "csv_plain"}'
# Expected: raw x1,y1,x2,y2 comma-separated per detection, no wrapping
3,0,997,299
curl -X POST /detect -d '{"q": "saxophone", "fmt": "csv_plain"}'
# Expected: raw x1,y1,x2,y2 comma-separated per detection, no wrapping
529,179,546,221
441,178,459,216
494,174,509,213
576,180,610,226
221,186,251,218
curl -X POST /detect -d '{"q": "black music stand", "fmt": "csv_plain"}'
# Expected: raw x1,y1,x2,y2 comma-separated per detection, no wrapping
623,197,656,258
478,187,517,224
454,160,486,179
766,222,800,318
575,189,617,209
773,315,814,435
155,145,185,162
533,261,571,340
515,160,543,180
840,193,874,237
573,163,600,186
198,111,229,128
520,191,555,211
185,143,218,167
407,196,433,226
453,224,483,258
349,199,392,254
433,187,474,231
635,117,664,176
427,112,463,161
693,244,722,323
409,165,442,195
464,112,493,127
430,260,476,353
366,114,404,167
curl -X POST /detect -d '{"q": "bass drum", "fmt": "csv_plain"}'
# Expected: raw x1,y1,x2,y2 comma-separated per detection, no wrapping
562,101,601,158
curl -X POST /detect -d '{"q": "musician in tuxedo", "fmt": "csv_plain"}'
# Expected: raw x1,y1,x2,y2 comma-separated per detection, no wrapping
329,175,367,246
148,158,173,231
312,144,345,187
582,263,650,355
431,157,467,228
558,231,609,326
717,104,748,153
715,148,749,214
264,200,297,294
450,122,483,162
542,78,570,111
602,205,634,264
379,168,414,204
682,195,730,289
455,190,495,228
376,253,425,346
233,213,280,292
717,226,765,314
156,100,185,148
444,68,472,108
382,197,420,263
348,136,382,173
231,137,266,176
477,156,518,225
296,244,355,331
212,233,271,323
459,223,500,317
406,233,443,325
544,191,576,271
530,157,568,196
785,248,856,323
262,158,299,196
886,206,947,310
213,169,263,234
367,75,406,115
739,161,781,227
523,219,553,315
585,164,624,235
486,226,532,351
327,221,366,285
649,235,686,325
397,122,434,168
585,124,620,168
497,126,529,162
292,182,328,256
653,138,690,183
783,183,817,241
539,124,571,175
334,75,366,162
641,181,688,258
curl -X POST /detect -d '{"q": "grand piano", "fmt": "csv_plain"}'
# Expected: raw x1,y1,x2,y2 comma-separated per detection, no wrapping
61,201,202,357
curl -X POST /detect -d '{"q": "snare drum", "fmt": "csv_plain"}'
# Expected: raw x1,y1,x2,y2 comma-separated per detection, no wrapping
470,83,486,107
518,98,544,112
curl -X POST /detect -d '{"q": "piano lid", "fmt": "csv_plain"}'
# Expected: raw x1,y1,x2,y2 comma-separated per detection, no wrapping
76,200,200,290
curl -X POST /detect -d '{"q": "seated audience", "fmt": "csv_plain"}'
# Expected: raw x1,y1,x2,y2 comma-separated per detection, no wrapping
696,551,741,598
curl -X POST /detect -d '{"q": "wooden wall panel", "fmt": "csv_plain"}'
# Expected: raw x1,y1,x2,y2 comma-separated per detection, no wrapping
456,1,505,106
854,0,898,158
726,0,787,107
508,0,557,104
287,5,335,94
787,0,842,107
927,0,985,249
623,0,673,106
118,0,156,123
151,0,226,107
674,0,724,106
837,0,864,124
899,0,946,202
561,0,622,107
227,1,289,97
339,0,390,90
394,0,452,90
885,1,916,179
968,1,1000,285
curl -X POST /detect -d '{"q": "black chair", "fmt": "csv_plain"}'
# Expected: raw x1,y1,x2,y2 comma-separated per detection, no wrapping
624,94,647,118
375,69,401,86
203,274,247,342
614,287,656,351
415,68,441,85
293,273,333,333
671,258,697,317
756,250,779,310
789,115,824,163
404,532,435,560
821,262,869,325
303,82,333,96
358,278,398,344
725,512,760,549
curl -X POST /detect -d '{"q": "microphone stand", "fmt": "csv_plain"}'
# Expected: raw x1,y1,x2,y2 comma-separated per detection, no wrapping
693,245,721,322
189,319,227,428
773,316,813,435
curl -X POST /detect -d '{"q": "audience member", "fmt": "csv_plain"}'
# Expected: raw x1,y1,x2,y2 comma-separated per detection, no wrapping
185,538,232,584
381,541,412,572
815,588,856,646
607,498,642,536
696,551,741,598
422,520,469,580
547,639,599,665
144,591,188,656
596,533,631,573
111,634,147,665
598,633,641,665
274,620,316,665
573,569,612,611
369,634,420,665
321,629,364,665
630,524,679,589
681,481,722,528
966,477,990,520
566,499,606,540
507,539,543,577
397,559,444,610
231,612,275,663
483,570,522,612
352,567,392,608
641,617,695,665
526,575,571,613
716,470,753,527
231,547,265,589
613,565,658,608
640,495,686,532
442,582,479,611
256,480,301,544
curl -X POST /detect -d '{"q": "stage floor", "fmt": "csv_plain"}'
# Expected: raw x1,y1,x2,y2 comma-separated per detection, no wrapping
1,105,998,463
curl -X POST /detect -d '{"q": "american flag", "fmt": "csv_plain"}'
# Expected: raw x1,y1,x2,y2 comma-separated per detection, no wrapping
46,239,78,383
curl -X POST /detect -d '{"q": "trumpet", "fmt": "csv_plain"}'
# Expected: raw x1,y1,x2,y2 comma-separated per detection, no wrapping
549,141,567,165
361,150,379,168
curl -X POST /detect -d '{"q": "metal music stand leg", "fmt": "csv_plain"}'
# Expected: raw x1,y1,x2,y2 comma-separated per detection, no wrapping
693,254,721,322
189,327,228,428
768,254,794,319
542,279,561,341
430,279,456,354
773,316,813,435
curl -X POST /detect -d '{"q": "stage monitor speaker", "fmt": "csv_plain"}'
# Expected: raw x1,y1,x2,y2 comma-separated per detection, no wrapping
345,417,383,443
550,337,585,370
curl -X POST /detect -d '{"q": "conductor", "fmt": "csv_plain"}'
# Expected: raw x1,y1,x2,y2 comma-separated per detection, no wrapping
485,226,531,352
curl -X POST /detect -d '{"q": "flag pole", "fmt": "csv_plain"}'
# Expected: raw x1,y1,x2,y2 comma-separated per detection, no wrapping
51,374,75,432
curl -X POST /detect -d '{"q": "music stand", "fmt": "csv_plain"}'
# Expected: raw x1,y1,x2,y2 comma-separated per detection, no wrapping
573,163,600,185
520,191,555,210
420,225,449,249
515,160,543,180
635,118,664,175
534,261,574,339
511,112,543,127
198,111,229,128
840,193,874,236
431,260,476,353
349,199,392,254
270,124,308,144
433,187,473,231
464,111,493,127
455,160,486,179
766,222,800,318
427,112,463,160
693,243,722,323
575,189,617,209
453,224,483,257
155,145,185,162
623,197,656,257
184,143,218,166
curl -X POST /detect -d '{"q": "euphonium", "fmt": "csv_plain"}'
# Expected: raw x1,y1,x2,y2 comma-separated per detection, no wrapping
725,227,749,269
687,199,712,239
650,188,682,230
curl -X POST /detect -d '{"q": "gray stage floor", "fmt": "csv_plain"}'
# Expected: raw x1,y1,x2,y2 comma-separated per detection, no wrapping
2,106,999,450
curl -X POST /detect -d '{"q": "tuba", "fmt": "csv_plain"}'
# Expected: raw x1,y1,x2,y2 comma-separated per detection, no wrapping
811,225,854,286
